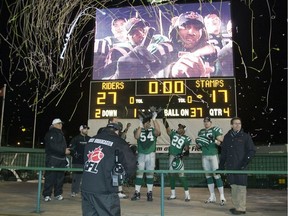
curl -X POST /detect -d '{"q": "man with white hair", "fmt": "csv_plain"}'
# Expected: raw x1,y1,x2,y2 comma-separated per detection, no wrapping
42,118,70,202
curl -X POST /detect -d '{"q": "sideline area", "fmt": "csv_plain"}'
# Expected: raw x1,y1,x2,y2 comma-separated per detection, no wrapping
0,181,286,216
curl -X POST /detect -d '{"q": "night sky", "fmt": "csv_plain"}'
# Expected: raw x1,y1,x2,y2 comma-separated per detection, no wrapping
0,0,286,147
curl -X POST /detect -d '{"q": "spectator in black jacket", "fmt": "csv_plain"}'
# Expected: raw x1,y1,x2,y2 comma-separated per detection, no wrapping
42,118,70,202
69,125,90,197
81,123,137,216
219,117,256,215
97,117,131,199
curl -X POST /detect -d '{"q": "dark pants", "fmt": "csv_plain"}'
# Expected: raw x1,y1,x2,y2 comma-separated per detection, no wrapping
71,163,83,193
42,155,66,197
82,192,120,216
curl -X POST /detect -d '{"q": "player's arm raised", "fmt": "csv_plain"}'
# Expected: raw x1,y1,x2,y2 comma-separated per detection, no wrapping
162,117,171,135
152,112,161,137
134,117,143,140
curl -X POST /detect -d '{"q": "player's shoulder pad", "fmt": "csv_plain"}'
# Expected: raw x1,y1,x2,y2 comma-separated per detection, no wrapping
212,126,222,132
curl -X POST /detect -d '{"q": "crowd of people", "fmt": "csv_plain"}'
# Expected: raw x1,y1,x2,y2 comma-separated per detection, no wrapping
93,10,233,80
42,114,256,216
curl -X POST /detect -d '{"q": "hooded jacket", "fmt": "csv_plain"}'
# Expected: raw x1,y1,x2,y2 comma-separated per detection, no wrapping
81,129,137,194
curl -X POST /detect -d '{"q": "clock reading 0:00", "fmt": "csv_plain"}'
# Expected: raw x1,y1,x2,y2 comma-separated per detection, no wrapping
145,80,185,95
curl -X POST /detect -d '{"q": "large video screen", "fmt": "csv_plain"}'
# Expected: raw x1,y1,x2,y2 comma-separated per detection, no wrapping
92,1,233,80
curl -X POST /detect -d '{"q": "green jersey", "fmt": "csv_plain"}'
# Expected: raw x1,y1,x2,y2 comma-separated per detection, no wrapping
135,127,157,154
169,130,191,156
197,126,223,156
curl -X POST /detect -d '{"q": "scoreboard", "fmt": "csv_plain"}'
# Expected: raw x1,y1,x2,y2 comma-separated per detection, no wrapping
89,78,236,119
90,1,237,124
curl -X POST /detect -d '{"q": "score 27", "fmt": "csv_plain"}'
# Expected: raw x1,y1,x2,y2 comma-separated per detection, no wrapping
96,92,117,105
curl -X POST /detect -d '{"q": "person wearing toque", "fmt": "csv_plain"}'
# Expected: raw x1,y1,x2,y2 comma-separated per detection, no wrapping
42,118,70,202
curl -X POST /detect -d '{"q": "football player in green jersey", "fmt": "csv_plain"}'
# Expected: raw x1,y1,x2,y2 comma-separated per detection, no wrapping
131,112,161,201
163,118,191,202
196,117,226,205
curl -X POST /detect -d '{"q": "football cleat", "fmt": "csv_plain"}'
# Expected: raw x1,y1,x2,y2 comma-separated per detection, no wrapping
131,191,140,201
147,191,153,201
205,194,216,203
118,191,128,199
185,194,191,202
167,195,176,200
220,195,226,206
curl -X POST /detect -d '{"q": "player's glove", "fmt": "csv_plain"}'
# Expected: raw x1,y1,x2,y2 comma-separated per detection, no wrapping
163,117,169,128
124,123,131,133
152,112,157,120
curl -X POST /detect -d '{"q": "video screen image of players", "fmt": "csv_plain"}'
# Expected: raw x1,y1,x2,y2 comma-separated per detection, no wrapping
92,1,233,80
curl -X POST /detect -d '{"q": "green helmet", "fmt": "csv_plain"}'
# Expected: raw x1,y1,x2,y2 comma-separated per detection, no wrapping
171,157,184,170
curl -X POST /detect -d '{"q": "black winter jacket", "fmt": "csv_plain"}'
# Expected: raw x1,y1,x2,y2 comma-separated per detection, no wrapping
81,129,137,194
219,129,256,186
69,134,90,165
44,127,67,159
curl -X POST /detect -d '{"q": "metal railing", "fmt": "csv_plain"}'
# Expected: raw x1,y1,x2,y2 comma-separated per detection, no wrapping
0,166,286,215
